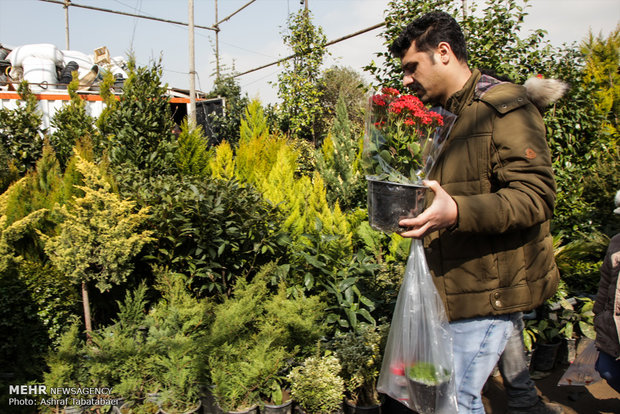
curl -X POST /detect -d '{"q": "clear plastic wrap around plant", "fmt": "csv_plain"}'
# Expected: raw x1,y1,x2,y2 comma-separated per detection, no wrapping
363,88,457,184
377,239,457,413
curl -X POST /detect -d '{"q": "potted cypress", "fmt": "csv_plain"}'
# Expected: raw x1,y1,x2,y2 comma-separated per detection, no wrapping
206,266,327,414
363,88,455,233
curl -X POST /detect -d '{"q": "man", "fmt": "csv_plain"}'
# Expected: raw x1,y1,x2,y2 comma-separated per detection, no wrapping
391,11,559,413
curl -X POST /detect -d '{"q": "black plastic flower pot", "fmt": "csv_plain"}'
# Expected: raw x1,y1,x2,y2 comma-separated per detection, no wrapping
531,341,561,372
263,398,293,414
366,177,426,233
405,378,450,414
343,399,382,414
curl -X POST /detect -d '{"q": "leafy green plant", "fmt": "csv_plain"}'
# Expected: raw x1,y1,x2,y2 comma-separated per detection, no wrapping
103,57,177,176
277,8,328,143
406,362,450,385
557,297,596,340
523,318,562,352
291,228,377,333
287,354,345,414
331,323,388,406
117,172,287,297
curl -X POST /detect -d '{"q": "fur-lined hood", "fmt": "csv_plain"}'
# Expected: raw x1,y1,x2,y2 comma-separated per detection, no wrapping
523,76,569,111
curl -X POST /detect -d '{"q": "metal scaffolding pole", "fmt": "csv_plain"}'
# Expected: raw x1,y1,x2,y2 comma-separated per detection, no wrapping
188,0,196,124
215,0,220,80
64,0,71,49
39,0,218,31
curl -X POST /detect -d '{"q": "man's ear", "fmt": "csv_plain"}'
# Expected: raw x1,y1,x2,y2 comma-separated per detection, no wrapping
437,42,452,64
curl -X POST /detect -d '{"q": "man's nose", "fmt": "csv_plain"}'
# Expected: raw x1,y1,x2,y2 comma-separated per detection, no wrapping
403,73,414,88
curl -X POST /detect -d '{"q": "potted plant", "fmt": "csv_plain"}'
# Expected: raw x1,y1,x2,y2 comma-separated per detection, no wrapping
556,296,596,364
43,319,91,414
363,88,455,233
404,361,451,413
287,354,345,414
206,265,327,414
331,324,389,414
208,339,286,414
524,317,563,372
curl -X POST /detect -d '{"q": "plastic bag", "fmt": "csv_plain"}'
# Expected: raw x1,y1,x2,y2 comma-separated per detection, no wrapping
557,339,602,386
377,239,457,413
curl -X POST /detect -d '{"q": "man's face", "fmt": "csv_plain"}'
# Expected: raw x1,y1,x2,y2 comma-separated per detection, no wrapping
400,42,444,105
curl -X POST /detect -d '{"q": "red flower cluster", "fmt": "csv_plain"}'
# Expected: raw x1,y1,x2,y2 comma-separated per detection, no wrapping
371,87,443,130
365,87,445,182
388,95,444,126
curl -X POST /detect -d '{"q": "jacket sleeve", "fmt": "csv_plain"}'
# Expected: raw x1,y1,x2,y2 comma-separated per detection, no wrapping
452,98,556,234
594,234,620,316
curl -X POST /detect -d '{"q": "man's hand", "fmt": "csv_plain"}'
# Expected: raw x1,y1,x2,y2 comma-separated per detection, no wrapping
399,180,458,238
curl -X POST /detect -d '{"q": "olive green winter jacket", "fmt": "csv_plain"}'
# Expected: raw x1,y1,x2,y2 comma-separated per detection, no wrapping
424,69,559,321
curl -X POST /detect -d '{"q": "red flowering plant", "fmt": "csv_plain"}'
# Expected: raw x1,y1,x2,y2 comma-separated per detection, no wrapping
363,87,455,184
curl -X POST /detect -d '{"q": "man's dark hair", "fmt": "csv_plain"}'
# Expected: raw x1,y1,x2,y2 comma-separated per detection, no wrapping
389,11,467,63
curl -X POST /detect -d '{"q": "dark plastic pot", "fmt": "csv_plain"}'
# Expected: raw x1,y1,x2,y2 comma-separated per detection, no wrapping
343,399,381,414
531,342,561,371
405,378,450,414
160,400,202,414
366,177,426,233
217,404,259,414
263,398,293,414
294,403,344,414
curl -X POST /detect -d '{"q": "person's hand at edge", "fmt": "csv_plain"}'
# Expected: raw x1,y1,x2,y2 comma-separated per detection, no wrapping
398,180,458,239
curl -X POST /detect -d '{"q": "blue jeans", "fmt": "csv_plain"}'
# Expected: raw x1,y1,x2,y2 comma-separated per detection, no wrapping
450,313,519,413
498,313,540,409
595,350,620,393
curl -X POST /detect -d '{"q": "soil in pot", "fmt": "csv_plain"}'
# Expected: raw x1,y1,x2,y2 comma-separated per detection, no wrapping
531,341,561,372
366,177,426,233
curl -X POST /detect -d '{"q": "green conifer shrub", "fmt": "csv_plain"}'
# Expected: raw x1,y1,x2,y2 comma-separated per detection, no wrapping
0,81,45,176
41,155,153,332
175,118,211,177
207,265,326,412
315,95,366,211
49,74,97,169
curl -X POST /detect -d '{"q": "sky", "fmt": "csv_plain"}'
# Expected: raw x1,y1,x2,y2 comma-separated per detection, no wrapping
1,0,618,104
